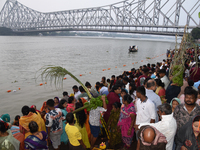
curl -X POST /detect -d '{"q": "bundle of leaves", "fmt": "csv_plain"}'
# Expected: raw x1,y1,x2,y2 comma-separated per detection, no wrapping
171,65,184,86
169,26,198,86
84,95,109,111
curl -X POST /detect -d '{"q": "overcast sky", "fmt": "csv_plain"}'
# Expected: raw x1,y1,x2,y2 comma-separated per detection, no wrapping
0,0,119,12
0,0,199,26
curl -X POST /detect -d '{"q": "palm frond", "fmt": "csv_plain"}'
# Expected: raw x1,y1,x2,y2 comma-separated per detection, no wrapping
38,65,92,99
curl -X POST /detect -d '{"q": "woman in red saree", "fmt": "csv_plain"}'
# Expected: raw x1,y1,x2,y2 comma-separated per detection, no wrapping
104,84,121,123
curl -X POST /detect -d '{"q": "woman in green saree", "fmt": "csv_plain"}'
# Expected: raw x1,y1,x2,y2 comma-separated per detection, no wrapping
107,102,122,148
0,120,20,150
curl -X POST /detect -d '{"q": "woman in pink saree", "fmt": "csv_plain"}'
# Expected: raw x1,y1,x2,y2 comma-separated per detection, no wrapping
118,94,136,150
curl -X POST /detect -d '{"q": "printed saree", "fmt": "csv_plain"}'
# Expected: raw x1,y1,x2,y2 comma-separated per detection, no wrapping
24,131,48,150
107,109,121,147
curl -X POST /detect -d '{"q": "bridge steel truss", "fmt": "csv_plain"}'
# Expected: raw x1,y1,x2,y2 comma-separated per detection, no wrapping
0,0,199,35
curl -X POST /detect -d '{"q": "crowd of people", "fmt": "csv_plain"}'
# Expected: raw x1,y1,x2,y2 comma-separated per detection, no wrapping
1,47,200,150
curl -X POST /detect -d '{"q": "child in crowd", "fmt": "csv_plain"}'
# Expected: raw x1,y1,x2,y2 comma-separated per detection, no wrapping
65,113,86,150
46,99,65,150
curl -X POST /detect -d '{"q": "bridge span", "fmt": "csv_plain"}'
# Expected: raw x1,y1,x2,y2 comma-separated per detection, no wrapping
0,0,199,36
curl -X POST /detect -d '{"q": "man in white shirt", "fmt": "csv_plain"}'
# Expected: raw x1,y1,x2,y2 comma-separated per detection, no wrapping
135,103,177,150
135,86,156,125
123,77,130,93
72,85,81,100
146,79,162,122
159,69,170,90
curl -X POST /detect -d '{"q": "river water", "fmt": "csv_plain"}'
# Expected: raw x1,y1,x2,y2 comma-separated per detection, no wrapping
0,35,176,120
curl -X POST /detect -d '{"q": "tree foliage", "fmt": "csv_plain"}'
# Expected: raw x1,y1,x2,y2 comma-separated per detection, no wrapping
0,27,15,35
191,27,200,39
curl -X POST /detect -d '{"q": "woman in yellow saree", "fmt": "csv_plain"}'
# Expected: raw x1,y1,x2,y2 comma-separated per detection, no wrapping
19,106,44,138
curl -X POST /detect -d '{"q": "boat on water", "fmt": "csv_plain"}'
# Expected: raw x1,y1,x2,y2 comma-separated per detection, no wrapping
129,45,138,52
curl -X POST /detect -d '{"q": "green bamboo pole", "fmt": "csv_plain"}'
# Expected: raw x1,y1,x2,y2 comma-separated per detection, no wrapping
72,104,89,114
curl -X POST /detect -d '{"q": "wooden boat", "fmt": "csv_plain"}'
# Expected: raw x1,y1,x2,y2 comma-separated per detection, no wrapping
129,45,138,52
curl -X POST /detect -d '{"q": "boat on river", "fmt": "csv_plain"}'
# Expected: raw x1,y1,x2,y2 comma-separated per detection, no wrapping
129,45,138,52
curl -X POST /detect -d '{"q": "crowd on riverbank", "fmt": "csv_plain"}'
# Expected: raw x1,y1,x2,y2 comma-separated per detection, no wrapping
1,46,200,150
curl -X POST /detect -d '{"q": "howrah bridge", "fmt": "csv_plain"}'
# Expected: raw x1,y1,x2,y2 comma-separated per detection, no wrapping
0,0,200,36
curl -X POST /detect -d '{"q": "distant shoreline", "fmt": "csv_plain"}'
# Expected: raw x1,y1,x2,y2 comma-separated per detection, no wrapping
0,27,180,42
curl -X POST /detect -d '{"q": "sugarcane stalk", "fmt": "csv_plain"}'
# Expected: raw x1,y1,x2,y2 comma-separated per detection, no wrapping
100,114,110,140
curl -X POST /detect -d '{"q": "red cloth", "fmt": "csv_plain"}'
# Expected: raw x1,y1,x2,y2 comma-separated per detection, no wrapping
113,80,116,85
158,88,166,98
30,105,40,113
80,98,88,114
66,103,75,113
190,67,200,82
137,75,149,87
103,92,120,123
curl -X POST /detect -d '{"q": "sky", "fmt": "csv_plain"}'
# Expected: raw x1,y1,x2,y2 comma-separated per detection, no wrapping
0,0,199,26
0,0,119,12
